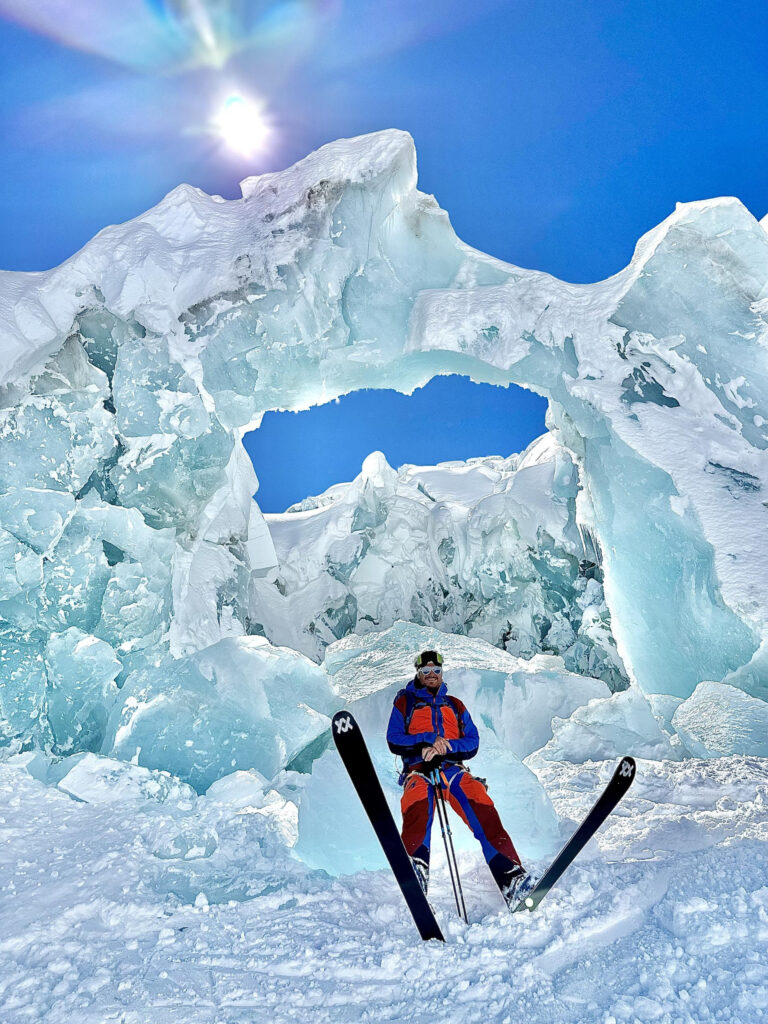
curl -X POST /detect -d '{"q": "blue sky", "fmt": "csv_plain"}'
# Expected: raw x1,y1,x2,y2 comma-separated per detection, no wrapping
243,378,548,508
1,0,766,509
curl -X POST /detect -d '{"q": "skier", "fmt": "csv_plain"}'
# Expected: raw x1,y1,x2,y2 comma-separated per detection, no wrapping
386,648,533,909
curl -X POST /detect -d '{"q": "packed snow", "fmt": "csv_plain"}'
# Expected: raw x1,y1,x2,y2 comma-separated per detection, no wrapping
1,129,768,1021
2,748,768,1023
2,624,767,1022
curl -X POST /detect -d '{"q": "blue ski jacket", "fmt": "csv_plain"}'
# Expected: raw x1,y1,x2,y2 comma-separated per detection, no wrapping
386,677,480,780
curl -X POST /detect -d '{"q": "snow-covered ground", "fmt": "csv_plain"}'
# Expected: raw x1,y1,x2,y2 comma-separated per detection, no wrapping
3,753,767,1024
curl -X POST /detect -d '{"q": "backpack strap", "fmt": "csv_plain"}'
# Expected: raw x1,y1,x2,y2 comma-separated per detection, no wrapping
393,688,419,733
404,687,419,732
444,695,466,738
393,688,424,780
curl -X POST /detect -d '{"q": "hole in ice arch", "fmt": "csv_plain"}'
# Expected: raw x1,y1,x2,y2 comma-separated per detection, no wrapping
242,375,547,512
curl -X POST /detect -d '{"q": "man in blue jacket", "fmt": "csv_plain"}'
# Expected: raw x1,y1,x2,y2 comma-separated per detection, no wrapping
386,648,532,908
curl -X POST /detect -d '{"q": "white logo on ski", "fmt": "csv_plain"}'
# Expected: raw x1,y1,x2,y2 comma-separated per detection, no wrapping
335,715,354,734
619,759,633,778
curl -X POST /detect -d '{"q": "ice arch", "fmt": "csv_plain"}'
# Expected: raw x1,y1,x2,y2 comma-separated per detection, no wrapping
0,129,765,769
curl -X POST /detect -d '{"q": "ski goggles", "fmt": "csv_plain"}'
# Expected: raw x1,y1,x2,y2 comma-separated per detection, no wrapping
419,665,442,675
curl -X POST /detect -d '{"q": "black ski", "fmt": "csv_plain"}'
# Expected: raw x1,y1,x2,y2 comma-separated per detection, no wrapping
513,756,637,913
332,710,444,942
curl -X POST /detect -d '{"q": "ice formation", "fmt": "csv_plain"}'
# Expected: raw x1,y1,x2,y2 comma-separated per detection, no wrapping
0,126,767,799
253,438,626,688
103,636,338,791
671,680,768,758
1,128,768,1022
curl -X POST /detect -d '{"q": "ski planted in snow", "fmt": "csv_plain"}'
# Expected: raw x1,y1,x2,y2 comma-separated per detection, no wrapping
512,755,637,913
331,710,444,942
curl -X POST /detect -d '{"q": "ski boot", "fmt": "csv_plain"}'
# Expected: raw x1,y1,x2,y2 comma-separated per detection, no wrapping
501,865,536,913
411,856,430,896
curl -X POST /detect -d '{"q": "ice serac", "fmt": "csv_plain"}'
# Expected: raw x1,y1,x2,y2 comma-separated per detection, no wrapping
0,128,766,767
103,636,337,791
410,198,768,701
252,438,626,690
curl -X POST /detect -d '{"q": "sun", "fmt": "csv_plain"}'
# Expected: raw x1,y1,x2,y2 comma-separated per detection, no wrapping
215,93,271,158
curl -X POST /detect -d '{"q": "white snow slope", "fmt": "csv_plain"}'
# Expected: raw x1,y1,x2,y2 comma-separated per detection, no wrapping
2,753,768,1024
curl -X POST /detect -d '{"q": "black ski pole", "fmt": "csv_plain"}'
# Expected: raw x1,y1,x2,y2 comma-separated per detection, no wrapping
429,767,468,924
434,772,469,924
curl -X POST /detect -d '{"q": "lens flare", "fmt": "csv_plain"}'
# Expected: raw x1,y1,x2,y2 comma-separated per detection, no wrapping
0,0,332,72
215,93,271,157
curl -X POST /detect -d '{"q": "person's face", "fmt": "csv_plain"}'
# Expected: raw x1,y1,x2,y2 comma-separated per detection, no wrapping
418,662,443,691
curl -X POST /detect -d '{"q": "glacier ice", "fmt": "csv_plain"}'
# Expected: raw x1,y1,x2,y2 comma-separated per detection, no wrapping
103,636,337,791
251,438,627,691
526,687,683,768
671,680,768,758
45,628,121,755
0,126,766,804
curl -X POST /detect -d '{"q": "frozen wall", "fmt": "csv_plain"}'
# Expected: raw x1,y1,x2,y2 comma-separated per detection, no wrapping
0,128,766,774
252,438,626,690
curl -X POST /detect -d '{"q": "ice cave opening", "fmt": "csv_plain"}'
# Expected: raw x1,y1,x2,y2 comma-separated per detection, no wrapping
242,376,548,512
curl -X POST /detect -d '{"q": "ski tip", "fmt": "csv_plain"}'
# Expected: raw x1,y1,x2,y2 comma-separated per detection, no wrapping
617,756,636,783
332,710,358,736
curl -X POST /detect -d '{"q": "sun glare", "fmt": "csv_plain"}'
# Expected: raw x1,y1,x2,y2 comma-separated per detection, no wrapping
215,93,271,157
